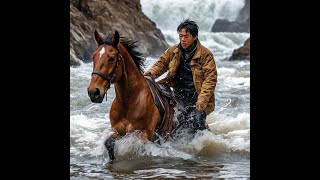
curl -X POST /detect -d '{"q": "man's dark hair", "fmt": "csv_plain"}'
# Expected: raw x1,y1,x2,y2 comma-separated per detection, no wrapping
177,18,199,37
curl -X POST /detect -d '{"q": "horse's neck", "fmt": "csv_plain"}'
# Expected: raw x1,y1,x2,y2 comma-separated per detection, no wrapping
114,49,147,100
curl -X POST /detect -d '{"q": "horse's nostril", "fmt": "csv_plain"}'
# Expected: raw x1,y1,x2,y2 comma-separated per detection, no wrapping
94,88,100,96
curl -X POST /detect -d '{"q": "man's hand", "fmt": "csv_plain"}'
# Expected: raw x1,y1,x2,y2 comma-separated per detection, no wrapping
196,101,206,112
143,71,152,77
144,71,154,79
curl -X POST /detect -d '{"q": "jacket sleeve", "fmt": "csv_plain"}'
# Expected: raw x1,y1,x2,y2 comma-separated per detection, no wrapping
197,53,218,107
145,48,171,78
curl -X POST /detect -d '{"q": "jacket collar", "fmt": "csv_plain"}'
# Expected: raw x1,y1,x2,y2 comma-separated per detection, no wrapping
173,39,201,60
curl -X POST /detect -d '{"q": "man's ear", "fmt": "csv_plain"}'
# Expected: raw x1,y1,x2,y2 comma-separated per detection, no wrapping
193,35,198,40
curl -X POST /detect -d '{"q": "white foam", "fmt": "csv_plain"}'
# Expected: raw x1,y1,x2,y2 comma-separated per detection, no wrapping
141,0,245,31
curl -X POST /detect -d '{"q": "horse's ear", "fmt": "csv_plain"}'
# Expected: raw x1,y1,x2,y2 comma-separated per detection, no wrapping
113,31,120,45
94,30,103,44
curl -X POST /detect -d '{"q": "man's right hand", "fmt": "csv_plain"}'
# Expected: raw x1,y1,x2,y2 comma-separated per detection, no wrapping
196,101,206,112
144,71,153,78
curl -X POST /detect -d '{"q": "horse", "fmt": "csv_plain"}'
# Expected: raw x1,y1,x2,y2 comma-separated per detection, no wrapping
87,30,174,162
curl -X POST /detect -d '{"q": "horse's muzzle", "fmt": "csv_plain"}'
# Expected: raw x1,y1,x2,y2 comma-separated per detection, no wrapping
87,88,105,103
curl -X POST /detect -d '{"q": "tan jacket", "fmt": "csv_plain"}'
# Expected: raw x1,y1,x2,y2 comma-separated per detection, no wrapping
145,40,218,115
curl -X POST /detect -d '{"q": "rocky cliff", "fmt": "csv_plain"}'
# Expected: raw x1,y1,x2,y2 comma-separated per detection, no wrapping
70,0,169,66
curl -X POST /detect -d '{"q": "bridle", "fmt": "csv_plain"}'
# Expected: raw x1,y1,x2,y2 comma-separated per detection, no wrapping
91,37,124,95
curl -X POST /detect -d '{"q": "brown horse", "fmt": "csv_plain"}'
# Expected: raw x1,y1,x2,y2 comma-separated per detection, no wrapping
87,30,173,162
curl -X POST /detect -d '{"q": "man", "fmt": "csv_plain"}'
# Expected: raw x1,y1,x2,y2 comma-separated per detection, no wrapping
144,19,217,134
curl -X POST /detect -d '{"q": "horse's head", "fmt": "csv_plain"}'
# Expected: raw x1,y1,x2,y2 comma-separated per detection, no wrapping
87,30,123,103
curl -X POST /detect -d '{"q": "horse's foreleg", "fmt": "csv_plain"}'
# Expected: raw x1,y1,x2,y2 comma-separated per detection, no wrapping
104,130,118,162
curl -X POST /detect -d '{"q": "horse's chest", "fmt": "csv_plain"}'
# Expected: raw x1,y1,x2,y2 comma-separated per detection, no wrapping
110,117,137,134
109,98,151,134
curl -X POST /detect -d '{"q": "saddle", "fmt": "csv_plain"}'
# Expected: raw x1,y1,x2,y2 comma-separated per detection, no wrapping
145,76,175,139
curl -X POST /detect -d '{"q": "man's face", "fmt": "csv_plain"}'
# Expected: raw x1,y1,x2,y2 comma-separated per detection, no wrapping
179,28,197,49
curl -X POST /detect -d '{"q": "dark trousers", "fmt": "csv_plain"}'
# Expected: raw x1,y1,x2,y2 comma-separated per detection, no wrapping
174,91,208,134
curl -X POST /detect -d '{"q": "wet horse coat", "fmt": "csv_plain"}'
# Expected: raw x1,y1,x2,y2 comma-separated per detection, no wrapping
87,30,174,161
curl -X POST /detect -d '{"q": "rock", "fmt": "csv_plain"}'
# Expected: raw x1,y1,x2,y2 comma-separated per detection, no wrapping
211,19,249,33
229,37,250,61
211,0,250,33
70,0,169,66
70,48,81,66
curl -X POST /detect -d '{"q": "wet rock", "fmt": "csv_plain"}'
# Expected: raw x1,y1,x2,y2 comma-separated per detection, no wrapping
229,37,250,61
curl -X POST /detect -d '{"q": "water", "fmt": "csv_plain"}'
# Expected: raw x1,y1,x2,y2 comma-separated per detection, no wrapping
140,0,245,32
70,156,248,179
71,0,250,179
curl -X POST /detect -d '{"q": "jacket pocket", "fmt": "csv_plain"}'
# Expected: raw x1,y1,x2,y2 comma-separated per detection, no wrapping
193,67,203,81
191,65,203,94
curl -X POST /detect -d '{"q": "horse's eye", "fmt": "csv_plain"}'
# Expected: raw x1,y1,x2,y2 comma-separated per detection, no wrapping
109,57,115,62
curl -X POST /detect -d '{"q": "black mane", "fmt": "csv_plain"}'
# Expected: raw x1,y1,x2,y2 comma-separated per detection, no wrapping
120,36,145,73
102,33,145,73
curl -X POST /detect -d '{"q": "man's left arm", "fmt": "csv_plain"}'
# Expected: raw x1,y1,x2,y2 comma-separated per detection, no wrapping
196,53,218,111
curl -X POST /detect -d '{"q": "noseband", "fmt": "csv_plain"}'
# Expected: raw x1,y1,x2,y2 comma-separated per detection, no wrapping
91,39,124,92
